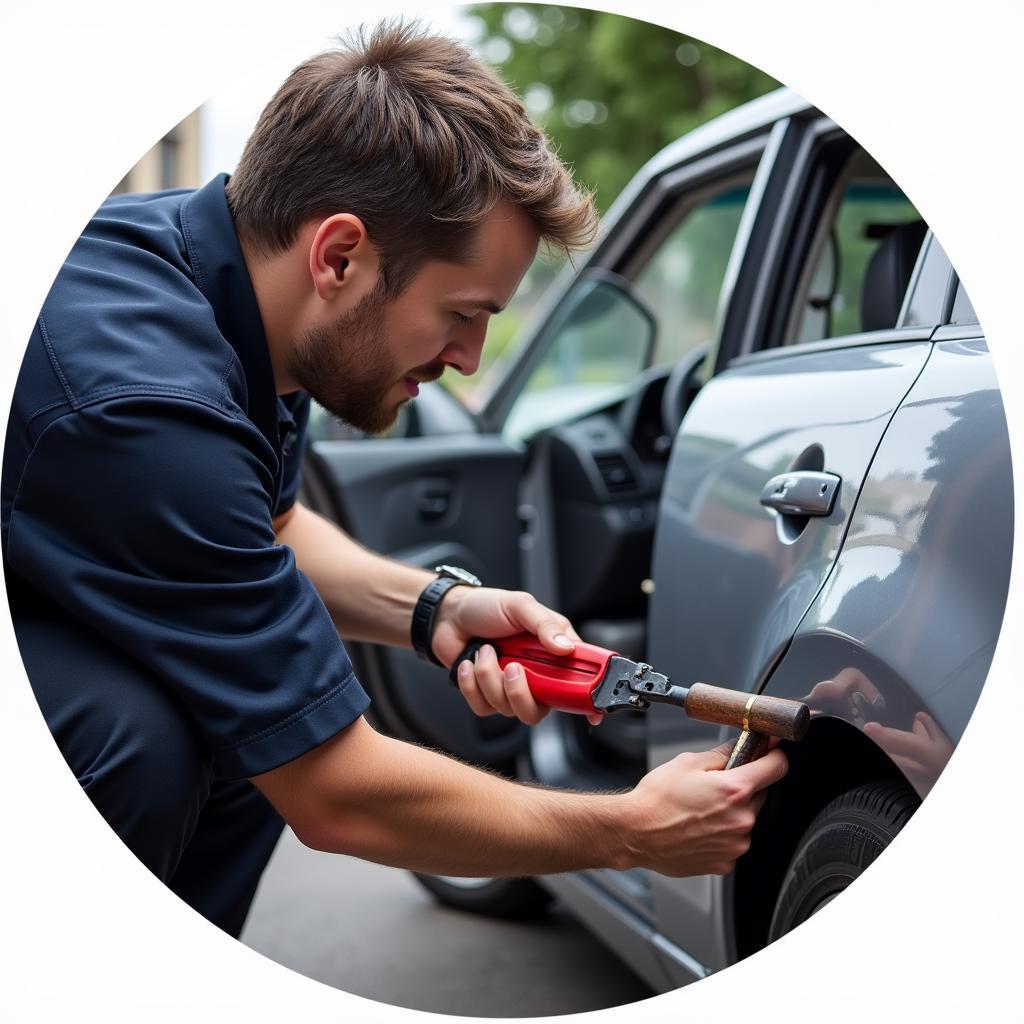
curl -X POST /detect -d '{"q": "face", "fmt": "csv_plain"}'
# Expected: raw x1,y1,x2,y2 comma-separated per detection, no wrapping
289,203,540,434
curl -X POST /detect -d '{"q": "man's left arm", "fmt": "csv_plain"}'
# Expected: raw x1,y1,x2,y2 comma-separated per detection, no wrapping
274,501,596,725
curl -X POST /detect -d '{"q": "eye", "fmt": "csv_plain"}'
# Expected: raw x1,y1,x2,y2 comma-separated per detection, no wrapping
451,311,474,326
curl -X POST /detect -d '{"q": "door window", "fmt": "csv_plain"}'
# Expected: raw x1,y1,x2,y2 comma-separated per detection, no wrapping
632,183,751,366
786,150,922,345
501,171,757,440
950,279,979,325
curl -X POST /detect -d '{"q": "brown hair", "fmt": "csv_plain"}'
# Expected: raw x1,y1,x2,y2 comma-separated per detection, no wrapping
226,20,597,295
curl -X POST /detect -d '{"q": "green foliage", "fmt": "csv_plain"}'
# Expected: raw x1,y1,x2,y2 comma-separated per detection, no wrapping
467,4,780,211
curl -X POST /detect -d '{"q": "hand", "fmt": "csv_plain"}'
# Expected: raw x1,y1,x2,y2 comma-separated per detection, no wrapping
803,667,884,724
430,586,599,726
863,712,952,797
625,742,789,877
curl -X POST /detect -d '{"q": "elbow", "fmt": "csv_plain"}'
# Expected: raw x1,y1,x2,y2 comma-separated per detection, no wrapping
288,807,359,856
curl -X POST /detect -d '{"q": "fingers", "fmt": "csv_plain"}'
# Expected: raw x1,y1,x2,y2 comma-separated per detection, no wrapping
455,645,549,726
455,657,495,718
506,592,580,654
727,746,789,792
504,662,549,726
692,742,734,771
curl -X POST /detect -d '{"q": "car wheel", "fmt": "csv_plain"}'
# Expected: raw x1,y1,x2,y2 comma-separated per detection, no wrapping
768,781,919,940
412,873,553,919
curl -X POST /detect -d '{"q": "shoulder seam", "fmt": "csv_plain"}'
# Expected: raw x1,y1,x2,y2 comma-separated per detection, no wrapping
70,382,240,415
37,314,76,405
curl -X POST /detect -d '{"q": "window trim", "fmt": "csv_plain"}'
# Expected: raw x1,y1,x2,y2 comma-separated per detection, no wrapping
727,324,936,367
479,134,773,433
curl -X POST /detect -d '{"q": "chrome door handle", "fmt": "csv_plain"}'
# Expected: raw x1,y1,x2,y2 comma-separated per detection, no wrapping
760,471,841,517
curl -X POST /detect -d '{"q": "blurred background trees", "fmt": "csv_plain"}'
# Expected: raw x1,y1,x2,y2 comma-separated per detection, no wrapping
449,4,778,405
468,5,778,212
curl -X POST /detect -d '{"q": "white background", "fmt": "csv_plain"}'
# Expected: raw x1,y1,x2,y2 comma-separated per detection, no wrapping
2,1,1021,1021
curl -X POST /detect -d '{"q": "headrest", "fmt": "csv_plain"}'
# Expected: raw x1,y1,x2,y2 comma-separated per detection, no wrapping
860,220,928,332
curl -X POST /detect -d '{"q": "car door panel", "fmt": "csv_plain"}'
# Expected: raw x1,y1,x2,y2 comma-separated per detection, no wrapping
761,335,1012,795
303,433,528,764
644,335,934,971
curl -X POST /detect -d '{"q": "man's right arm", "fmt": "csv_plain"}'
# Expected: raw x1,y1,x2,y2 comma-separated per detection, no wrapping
251,716,788,879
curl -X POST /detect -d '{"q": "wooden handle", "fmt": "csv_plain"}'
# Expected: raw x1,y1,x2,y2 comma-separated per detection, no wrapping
725,730,770,769
684,684,810,741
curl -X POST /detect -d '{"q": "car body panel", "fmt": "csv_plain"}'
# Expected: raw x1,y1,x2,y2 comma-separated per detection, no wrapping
765,335,1013,796
642,337,934,970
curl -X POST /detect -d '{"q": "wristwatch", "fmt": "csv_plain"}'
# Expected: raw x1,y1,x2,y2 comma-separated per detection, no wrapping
411,565,483,665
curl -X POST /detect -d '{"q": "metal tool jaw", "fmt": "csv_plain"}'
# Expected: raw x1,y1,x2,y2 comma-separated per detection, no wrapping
590,658,691,714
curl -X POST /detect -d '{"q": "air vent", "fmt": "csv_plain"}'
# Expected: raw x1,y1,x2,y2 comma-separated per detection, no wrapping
594,452,637,493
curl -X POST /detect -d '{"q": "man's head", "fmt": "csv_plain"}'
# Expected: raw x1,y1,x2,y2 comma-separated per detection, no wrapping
226,20,597,432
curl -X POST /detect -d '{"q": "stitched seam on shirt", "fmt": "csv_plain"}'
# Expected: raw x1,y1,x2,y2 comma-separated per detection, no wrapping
179,194,206,294
37,315,76,405
217,669,361,753
217,351,240,408
25,397,73,425
71,383,239,415
180,191,241,410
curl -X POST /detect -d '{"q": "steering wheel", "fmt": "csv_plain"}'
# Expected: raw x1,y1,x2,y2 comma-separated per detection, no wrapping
659,342,710,445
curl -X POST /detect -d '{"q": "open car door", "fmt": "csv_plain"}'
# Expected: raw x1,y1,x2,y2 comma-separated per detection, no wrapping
298,390,529,769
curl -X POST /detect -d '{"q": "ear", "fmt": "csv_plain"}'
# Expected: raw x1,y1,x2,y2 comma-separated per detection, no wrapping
308,213,380,304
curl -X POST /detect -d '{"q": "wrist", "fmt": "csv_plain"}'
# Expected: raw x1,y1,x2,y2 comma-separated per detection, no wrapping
603,793,644,871
410,566,481,665
431,580,471,634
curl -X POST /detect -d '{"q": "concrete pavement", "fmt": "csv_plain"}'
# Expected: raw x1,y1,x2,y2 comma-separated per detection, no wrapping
241,828,655,1017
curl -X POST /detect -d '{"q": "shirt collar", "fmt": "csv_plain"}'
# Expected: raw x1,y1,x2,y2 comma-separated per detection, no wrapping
180,173,282,454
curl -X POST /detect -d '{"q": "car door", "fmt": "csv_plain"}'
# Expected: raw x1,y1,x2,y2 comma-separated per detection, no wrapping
643,118,945,981
299,394,532,767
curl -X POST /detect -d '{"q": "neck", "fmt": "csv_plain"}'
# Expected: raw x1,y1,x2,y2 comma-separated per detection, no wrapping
238,233,306,394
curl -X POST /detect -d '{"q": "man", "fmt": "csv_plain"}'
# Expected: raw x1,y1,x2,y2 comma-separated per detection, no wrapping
2,22,787,937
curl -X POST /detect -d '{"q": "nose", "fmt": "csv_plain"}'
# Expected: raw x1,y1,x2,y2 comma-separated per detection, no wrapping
440,319,488,376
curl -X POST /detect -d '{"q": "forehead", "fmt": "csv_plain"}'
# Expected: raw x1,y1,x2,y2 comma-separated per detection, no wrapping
412,202,541,305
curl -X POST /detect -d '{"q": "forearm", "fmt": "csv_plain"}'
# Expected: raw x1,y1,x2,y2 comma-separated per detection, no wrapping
275,501,431,647
254,718,637,877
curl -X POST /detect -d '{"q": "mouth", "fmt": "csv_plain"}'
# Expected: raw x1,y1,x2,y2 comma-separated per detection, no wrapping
403,377,420,398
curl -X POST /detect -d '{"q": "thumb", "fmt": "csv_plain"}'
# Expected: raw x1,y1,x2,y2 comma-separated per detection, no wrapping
725,746,790,792
692,741,734,770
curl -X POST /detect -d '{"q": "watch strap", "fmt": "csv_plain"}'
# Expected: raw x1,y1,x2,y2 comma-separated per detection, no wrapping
410,576,462,666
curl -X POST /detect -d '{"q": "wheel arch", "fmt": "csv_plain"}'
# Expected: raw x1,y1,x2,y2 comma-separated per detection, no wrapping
728,715,920,961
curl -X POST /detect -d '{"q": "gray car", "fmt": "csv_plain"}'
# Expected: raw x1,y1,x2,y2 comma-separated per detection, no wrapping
298,88,1013,989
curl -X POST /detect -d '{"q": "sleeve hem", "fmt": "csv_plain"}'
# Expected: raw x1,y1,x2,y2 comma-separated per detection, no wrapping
214,671,371,780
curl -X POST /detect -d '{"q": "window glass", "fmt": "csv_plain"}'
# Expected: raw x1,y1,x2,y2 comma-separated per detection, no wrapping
502,275,653,441
633,183,751,366
950,279,979,325
901,234,953,327
500,172,756,440
789,160,921,344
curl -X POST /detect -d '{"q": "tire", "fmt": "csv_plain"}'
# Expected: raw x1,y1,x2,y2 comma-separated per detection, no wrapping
768,781,919,941
412,873,553,920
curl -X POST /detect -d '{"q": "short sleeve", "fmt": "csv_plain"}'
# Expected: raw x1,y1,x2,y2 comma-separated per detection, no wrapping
6,394,369,779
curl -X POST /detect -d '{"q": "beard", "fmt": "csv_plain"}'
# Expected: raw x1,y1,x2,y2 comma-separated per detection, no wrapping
287,283,443,435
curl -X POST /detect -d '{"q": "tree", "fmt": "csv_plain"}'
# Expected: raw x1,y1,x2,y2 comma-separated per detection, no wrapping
468,5,780,210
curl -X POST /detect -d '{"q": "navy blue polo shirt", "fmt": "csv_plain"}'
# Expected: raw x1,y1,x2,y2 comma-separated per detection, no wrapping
2,174,370,779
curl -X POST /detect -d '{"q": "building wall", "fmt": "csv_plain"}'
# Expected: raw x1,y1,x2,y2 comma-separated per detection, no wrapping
111,109,201,195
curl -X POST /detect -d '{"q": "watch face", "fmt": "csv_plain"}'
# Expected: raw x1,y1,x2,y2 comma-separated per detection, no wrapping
435,565,482,586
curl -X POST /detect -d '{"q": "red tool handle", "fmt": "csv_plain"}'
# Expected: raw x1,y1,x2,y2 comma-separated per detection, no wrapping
449,633,617,716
